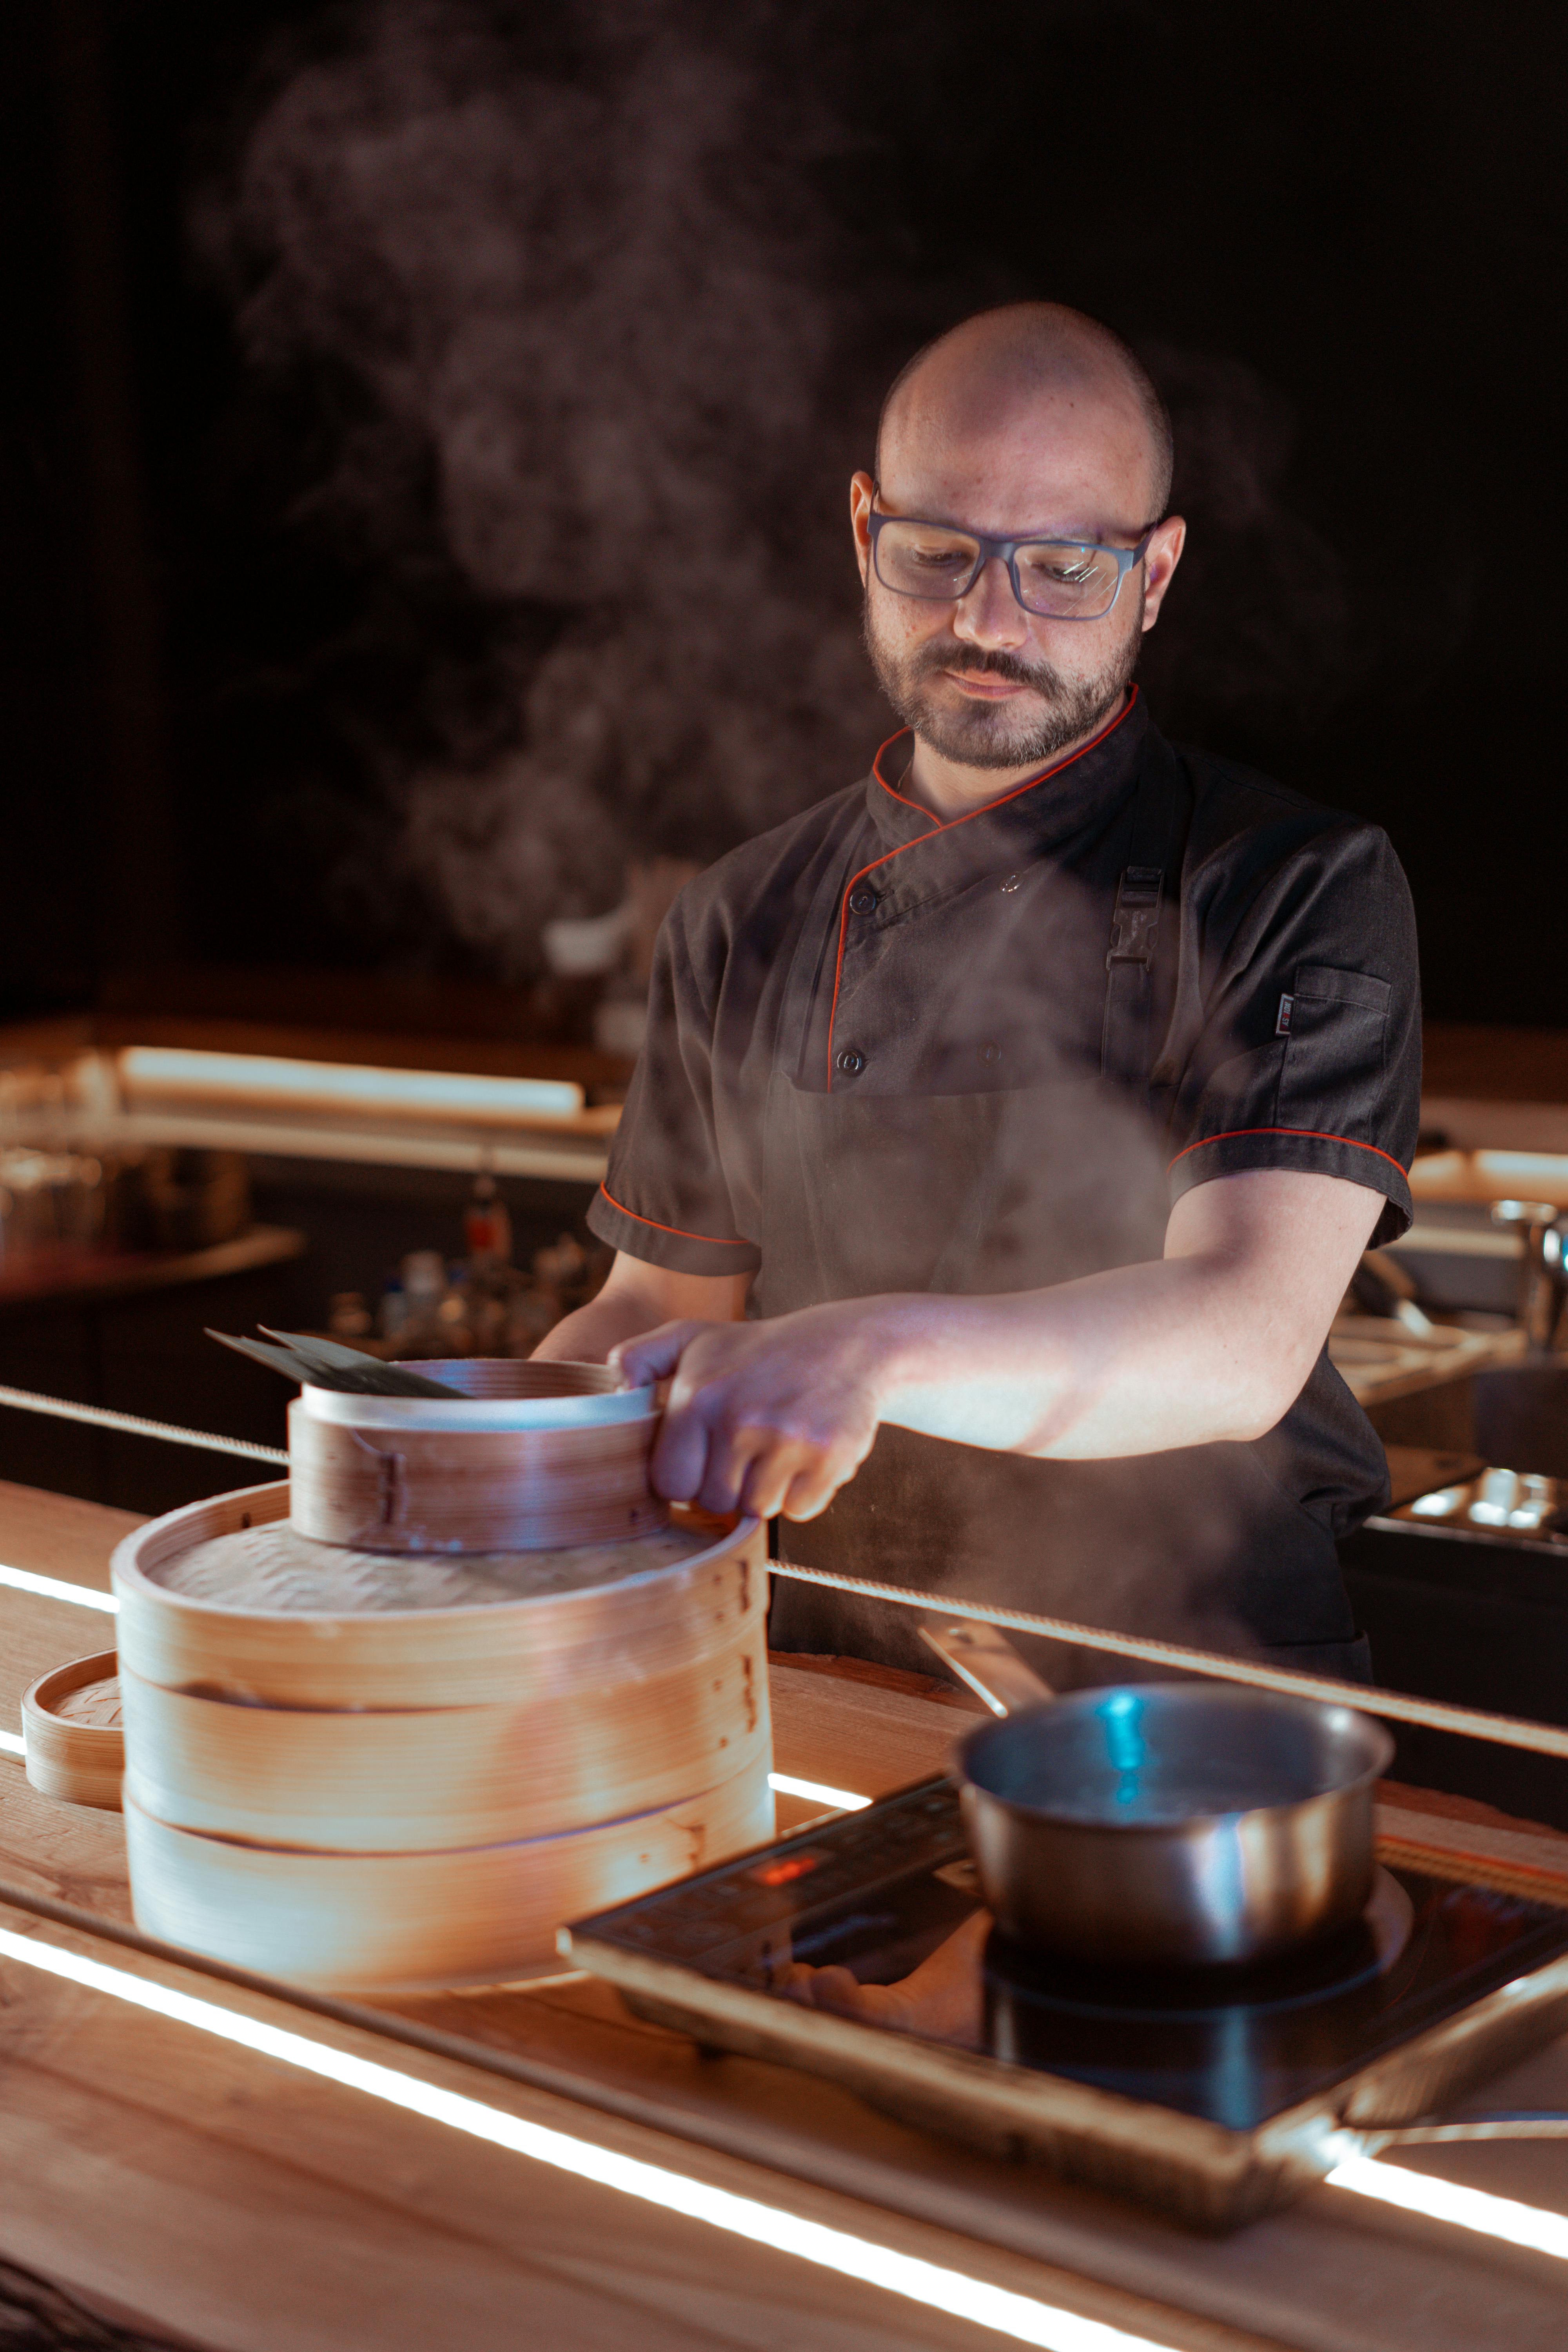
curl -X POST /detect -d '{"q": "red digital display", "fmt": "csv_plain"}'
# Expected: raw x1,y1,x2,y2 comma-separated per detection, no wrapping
748,1851,823,1887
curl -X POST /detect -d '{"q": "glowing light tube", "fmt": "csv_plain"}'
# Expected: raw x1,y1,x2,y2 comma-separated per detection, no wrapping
0,1563,117,1612
1325,2154,1568,2261
768,1772,873,1812
0,1926,1178,2351
118,1046,584,1127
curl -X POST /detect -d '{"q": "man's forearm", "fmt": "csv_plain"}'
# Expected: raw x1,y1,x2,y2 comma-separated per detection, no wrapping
877,1169,1380,1458
611,1171,1383,1521
534,1256,751,1367
534,1292,664,1365
873,1258,1292,1458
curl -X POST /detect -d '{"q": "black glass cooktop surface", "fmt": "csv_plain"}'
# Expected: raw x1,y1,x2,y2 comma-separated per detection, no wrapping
572,1777,1568,2134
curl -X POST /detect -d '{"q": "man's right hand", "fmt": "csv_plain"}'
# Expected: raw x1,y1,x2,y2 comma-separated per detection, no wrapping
610,1299,895,1522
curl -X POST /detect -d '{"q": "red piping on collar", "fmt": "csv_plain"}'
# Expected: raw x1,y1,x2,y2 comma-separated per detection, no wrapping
1167,1129,1409,1177
827,690,1140,1090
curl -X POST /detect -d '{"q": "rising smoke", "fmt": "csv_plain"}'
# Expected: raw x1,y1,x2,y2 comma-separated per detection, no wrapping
193,0,1354,980
193,0,890,974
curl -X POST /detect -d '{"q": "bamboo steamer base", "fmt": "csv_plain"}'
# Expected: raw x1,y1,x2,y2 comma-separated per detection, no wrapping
123,1764,775,1991
21,1651,123,1810
118,1625,770,1850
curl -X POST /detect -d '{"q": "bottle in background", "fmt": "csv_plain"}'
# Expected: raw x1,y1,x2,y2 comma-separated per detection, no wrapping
328,1290,374,1340
464,1171,513,1267
379,1276,408,1345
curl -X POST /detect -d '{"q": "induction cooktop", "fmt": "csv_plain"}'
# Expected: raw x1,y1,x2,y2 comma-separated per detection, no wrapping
563,1777,1568,2228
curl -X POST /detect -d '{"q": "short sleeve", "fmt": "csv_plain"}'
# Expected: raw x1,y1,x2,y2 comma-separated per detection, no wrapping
588,895,762,1277
1166,820,1420,1247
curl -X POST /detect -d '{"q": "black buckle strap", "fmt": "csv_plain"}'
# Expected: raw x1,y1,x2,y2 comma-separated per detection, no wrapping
1106,865,1164,969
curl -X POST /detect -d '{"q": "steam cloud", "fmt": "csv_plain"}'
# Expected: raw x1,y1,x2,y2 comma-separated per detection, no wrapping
194,0,1353,978
194,0,890,973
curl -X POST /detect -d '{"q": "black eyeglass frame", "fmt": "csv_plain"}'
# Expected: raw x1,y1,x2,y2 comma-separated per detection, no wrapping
866,505,1160,621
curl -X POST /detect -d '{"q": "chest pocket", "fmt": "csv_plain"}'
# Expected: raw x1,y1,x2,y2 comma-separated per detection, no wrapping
1278,964,1390,1134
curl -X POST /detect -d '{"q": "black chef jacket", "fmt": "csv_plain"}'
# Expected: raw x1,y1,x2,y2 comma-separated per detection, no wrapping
589,689,1421,1686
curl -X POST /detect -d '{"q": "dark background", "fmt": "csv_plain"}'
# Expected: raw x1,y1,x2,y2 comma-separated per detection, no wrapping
4,0,1564,1032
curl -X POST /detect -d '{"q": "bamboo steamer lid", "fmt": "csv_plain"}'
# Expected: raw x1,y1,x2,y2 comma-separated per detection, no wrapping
287,1358,665,1553
111,1483,766,1710
118,1625,769,1851
122,1762,775,1991
20,1650,123,1810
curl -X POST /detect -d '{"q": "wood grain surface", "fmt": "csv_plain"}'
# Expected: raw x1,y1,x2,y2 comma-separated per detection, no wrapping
8,1477,1568,2351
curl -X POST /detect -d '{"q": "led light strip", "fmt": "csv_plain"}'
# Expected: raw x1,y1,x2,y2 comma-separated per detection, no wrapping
0,1925,1174,2352
0,1562,118,1612
117,1045,585,1123
0,1562,112,1761
768,1771,872,1812
1325,2152,1568,2260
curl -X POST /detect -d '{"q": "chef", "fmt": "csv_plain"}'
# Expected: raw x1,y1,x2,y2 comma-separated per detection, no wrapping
539,301,1419,1687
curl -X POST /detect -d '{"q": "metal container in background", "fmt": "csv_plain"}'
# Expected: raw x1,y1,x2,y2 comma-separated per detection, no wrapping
1490,1198,1568,1353
925,1622,1393,1969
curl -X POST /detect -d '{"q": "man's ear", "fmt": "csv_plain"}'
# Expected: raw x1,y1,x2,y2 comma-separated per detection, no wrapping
849,471,877,588
1141,514,1187,631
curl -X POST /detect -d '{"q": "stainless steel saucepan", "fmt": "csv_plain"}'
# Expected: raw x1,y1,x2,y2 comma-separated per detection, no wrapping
922,1622,1394,1970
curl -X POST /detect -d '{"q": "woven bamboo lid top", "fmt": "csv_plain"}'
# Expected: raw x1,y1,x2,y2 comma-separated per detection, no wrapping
149,1519,719,1615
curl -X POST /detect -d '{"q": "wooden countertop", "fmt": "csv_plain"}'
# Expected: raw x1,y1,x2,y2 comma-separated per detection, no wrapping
0,1223,305,1312
4,1481,1568,2350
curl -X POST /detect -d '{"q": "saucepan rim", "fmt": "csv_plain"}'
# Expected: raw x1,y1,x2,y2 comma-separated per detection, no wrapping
958,1679,1395,1831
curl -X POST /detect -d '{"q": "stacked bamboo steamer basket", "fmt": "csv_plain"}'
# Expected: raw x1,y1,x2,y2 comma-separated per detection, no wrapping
110,1360,773,1991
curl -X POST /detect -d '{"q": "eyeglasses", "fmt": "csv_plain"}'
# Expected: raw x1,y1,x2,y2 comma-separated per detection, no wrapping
867,506,1156,622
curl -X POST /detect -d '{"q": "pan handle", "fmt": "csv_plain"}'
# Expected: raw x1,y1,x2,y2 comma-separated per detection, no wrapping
919,1621,1054,1717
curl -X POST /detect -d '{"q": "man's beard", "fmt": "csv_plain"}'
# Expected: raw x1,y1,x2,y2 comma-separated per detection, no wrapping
863,591,1143,769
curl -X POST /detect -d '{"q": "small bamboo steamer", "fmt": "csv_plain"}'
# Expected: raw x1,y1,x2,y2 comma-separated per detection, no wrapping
21,1650,123,1810
287,1358,664,1553
118,1630,769,1850
113,1482,766,1710
121,1764,775,1991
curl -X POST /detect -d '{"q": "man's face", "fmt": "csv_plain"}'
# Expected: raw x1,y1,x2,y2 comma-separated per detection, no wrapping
853,373,1183,773
862,546,1146,770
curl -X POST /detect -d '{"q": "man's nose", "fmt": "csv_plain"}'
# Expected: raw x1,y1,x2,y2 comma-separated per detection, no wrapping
951,555,1030,650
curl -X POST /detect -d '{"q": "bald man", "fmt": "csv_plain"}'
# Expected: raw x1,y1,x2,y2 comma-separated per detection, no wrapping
541,303,1419,1687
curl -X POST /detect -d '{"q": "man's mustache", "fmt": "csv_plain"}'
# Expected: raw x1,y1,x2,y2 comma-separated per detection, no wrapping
908,644,1068,695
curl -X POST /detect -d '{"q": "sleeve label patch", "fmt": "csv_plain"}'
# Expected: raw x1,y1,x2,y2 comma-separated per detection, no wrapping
1276,993,1294,1036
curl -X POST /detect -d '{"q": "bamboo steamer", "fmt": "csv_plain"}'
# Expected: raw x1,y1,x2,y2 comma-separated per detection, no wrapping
113,1482,764,1709
109,1477,773,1988
117,1637,769,1849
287,1358,665,1553
122,1766,775,1991
21,1650,123,1810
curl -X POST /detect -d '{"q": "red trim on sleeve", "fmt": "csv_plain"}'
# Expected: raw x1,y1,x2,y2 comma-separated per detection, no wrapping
597,1184,753,1249
1167,1127,1409,1178
828,691,1140,1089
